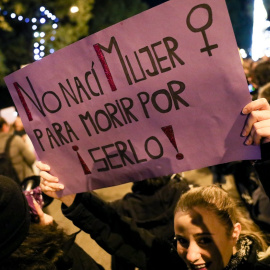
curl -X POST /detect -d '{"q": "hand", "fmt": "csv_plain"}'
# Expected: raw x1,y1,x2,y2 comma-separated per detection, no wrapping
37,161,75,207
33,199,54,226
37,161,64,199
242,98,270,145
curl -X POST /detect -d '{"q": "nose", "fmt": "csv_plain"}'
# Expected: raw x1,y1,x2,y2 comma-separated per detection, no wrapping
185,242,201,263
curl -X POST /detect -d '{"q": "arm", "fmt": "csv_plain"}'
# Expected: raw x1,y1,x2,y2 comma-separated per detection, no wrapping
242,98,270,198
62,194,186,269
37,162,155,269
64,192,186,270
61,192,154,269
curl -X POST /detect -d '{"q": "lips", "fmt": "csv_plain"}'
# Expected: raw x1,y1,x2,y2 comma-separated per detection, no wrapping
189,262,211,270
194,264,206,270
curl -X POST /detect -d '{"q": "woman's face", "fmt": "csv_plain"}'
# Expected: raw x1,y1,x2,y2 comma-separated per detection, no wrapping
14,117,23,130
174,207,237,270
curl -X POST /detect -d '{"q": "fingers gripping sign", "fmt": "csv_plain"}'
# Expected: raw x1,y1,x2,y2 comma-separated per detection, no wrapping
37,161,76,207
242,98,270,115
38,161,64,199
242,98,270,145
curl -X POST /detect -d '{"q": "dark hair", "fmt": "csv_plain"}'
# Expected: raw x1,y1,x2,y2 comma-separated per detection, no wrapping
1,223,70,270
252,61,270,87
131,174,173,195
259,83,270,103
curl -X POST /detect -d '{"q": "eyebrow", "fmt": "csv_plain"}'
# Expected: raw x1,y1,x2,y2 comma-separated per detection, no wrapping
175,232,214,237
194,232,213,236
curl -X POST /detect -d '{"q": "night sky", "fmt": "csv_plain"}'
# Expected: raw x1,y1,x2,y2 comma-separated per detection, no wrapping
143,0,254,52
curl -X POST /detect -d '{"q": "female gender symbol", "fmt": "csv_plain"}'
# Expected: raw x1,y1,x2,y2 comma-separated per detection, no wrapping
186,4,218,56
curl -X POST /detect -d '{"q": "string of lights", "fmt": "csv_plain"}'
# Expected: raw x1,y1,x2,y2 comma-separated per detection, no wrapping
0,6,58,61
2,2,269,61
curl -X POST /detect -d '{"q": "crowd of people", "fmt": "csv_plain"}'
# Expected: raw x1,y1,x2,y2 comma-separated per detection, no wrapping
1,55,270,269
243,56,270,102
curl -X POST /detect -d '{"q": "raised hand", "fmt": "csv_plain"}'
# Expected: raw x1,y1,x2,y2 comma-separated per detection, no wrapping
37,161,75,206
242,98,270,145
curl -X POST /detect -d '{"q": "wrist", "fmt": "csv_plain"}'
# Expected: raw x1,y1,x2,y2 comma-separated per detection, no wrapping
60,194,76,207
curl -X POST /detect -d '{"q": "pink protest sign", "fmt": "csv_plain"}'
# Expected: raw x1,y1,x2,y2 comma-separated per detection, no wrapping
5,0,260,195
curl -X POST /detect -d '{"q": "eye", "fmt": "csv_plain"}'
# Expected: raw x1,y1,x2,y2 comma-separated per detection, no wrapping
175,236,189,247
198,237,212,245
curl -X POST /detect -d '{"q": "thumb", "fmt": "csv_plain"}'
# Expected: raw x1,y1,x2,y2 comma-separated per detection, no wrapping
33,198,44,218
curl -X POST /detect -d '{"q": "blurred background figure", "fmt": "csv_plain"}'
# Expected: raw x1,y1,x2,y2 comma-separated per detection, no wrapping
0,116,36,183
251,59,270,91
13,115,40,175
13,115,26,138
242,57,259,99
258,82,270,103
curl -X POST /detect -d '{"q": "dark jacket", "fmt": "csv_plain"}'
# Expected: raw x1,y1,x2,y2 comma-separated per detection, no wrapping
110,177,190,240
254,142,270,200
63,191,154,269
57,231,104,270
109,178,189,269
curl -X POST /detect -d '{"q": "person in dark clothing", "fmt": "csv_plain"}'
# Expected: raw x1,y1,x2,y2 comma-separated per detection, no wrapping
109,174,190,270
61,191,187,270
38,98,270,270
0,174,104,270
111,174,189,237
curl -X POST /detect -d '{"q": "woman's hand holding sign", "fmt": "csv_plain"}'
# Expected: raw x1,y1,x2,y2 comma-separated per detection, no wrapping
242,98,270,145
38,161,75,206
